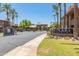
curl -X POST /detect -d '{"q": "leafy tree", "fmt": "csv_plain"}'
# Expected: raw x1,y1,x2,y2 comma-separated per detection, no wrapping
27,20,31,26
19,20,31,29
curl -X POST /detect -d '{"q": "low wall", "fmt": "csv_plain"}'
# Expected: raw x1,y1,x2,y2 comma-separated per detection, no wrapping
53,33,73,37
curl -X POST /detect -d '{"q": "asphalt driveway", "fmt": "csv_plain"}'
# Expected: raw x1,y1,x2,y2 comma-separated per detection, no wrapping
0,31,46,56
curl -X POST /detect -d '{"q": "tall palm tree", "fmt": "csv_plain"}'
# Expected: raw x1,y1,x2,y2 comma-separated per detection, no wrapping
52,4,59,29
58,3,61,28
10,8,18,25
73,3,78,40
1,3,11,22
64,3,67,28
53,14,56,22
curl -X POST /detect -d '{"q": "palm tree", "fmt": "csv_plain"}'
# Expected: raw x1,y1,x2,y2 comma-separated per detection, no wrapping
52,4,59,29
58,3,61,28
10,8,18,25
53,14,56,22
1,3,11,22
73,3,78,40
64,3,67,28
50,22,60,29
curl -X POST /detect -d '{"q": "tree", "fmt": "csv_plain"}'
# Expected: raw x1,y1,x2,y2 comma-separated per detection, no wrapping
53,14,56,22
27,20,31,26
1,3,11,22
64,3,67,28
58,3,61,28
10,8,18,25
19,20,31,29
50,22,60,29
52,4,59,29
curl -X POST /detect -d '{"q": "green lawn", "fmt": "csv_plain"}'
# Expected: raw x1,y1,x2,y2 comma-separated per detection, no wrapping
37,36,79,56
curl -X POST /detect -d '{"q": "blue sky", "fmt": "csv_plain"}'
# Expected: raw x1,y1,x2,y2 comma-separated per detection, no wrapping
0,3,78,25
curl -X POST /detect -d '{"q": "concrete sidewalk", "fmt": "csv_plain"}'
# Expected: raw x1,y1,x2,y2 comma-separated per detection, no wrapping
4,33,47,56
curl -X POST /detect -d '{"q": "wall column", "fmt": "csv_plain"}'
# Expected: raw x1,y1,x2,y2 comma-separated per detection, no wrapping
73,3,78,39
67,15,69,28
69,15,71,28
65,15,68,29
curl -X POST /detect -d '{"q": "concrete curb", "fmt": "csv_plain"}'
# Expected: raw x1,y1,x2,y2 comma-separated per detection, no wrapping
0,33,3,37
4,33,47,56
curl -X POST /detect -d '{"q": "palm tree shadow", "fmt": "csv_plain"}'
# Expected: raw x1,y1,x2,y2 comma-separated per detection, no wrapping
74,48,79,54
61,43,79,54
76,51,79,53
61,43,79,45
74,48,79,50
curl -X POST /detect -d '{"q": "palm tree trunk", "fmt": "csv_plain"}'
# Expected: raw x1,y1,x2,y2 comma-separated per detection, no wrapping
64,3,67,28
12,16,14,25
56,13,59,28
73,3,78,40
6,12,9,21
56,4,59,29
59,3,61,28
6,12,10,26
53,15,56,22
